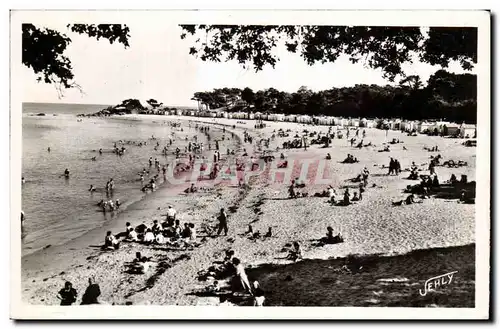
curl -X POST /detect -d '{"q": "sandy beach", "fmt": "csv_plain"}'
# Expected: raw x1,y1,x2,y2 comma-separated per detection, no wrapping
21,114,476,307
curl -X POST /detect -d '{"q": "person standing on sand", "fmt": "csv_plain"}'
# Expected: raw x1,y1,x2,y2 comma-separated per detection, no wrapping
165,205,176,226
217,208,229,236
232,258,253,295
81,278,101,305
57,281,77,306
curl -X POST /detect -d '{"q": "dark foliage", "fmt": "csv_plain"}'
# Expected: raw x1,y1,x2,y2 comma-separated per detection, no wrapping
180,25,477,82
22,23,130,93
192,70,477,123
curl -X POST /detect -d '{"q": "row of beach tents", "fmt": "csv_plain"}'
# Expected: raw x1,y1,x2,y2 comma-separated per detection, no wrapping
161,109,476,139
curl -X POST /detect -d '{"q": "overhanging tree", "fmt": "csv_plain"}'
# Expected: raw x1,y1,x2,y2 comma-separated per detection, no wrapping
22,23,130,96
180,25,477,81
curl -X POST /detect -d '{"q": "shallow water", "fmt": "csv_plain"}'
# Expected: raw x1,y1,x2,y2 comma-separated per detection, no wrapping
21,104,203,256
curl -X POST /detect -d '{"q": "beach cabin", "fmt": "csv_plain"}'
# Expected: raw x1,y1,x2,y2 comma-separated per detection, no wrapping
391,119,402,130
441,123,460,136
380,120,390,130
460,124,476,138
360,118,368,128
349,118,360,127
275,114,285,122
268,114,277,121
248,113,255,120
401,120,416,132
418,121,433,134
296,115,311,124
339,118,349,127
175,109,183,116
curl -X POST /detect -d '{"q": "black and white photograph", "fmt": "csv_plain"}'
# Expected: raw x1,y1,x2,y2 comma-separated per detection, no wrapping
10,10,490,319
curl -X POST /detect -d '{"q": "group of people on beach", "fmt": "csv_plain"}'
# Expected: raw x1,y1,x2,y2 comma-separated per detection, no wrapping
103,205,199,250
57,278,101,306
43,118,475,308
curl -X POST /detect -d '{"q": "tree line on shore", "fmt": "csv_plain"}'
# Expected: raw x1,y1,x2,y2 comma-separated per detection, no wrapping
192,70,477,124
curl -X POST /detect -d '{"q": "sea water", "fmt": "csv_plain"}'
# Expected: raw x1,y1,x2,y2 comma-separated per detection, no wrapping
21,103,200,256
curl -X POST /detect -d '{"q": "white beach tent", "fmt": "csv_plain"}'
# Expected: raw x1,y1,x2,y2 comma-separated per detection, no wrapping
459,124,476,138
349,118,360,127
392,119,402,130
339,118,349,126
442,123,460,136
418,121,433,133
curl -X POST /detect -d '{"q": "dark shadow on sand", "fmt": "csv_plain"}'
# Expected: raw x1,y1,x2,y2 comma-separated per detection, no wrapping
242,244,475,307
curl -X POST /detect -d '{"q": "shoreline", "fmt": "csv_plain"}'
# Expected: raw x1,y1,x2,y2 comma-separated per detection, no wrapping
21,114,476,306
21,116,242,269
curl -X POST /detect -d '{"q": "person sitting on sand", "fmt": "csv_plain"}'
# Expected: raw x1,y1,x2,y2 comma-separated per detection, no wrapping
154,231,165,244
104,231,120,250
143,228,155,244
181,223,190,239
431,174,439,186
450,174,458,185
128,252,152,274
206,280,221,293
288,183,296,199
57,281,77,306
343,188,351,205
287,242,303,262
351,192,360,202
326,153,332,160
115,199,121,209
405,194,416,205
253,286,265,306
232,258,253,295
172,220,182,238
181,223,197,244
81,278,101,305
184,183,198,194
321,226,343,244
327,186,335,199
152,220,162,235
125,227,139,242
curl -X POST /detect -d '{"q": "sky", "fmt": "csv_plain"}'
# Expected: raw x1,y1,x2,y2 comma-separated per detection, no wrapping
21,21,474,107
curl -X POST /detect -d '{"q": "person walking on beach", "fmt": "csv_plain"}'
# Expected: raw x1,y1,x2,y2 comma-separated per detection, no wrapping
232,258,253,295
81,278,101,305
57,281,77,306
217,208,228,236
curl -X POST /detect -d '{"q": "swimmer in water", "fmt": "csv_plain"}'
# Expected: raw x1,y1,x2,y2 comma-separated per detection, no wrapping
89,185,96,192
99,148,102,155
64,169,70,178
21,177,25,184
47,147,51,152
